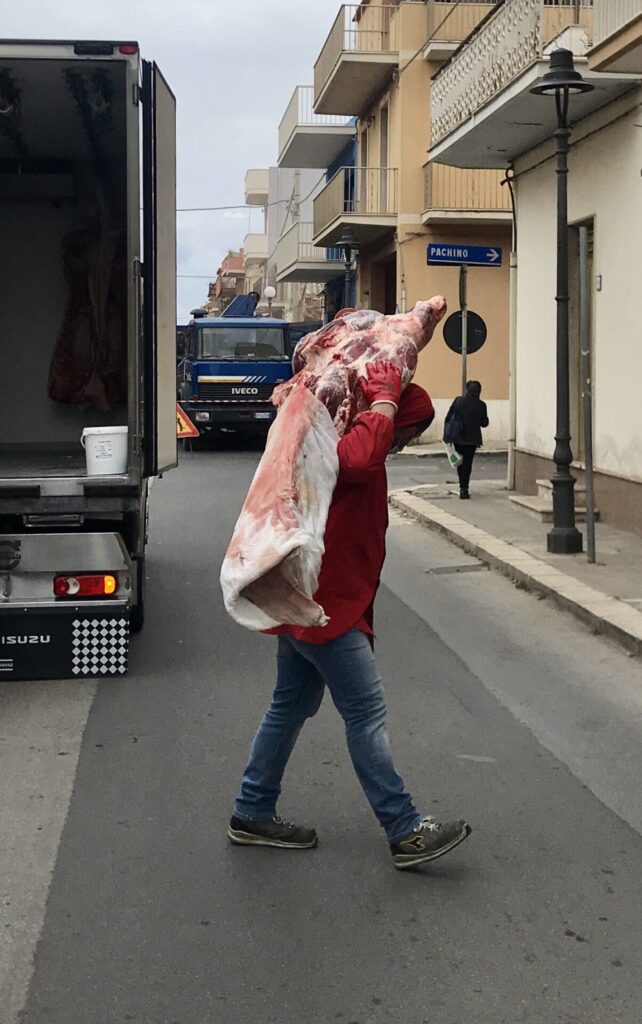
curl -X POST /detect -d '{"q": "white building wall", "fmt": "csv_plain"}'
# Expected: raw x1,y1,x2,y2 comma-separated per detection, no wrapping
515,91,642,482
265,168,325,321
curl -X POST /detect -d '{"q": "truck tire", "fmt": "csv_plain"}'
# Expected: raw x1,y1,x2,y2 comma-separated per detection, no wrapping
130,556,145,633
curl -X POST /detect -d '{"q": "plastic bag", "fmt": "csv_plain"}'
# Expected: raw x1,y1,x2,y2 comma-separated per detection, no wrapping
445,443,463,469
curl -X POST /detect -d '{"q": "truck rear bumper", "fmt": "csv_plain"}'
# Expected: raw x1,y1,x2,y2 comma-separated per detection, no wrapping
0,605,130,680
182,403,275,432
0,532,134,678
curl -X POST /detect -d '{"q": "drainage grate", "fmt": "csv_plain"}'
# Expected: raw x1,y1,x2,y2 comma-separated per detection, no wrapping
426,564,488,576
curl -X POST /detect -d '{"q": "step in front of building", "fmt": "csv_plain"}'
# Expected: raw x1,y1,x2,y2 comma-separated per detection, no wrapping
536,478,588,500
509,491,599,524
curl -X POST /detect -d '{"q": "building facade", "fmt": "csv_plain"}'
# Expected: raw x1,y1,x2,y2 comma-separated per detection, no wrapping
310,0,514,439
242,163,331,322
429,0,642,534
203,249,246,316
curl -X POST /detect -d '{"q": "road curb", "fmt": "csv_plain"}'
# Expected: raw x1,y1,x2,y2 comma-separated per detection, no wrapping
390,492,642,658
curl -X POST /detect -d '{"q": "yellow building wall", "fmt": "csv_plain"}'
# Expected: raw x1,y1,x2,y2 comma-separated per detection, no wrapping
401,229,511,403
352,2,512,438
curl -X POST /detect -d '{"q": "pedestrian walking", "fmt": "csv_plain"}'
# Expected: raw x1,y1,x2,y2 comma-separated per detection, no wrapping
444,380,489,499
229,363,472,869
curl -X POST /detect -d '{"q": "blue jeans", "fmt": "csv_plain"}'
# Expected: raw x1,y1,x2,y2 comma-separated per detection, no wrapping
234,629,422,844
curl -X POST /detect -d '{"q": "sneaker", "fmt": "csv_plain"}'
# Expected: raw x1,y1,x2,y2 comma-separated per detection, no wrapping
228,814,318,850
391,817,471,870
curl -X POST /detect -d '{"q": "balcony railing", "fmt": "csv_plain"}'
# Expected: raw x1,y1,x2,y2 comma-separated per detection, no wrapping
424,163,511,214
314,5,399,108
280,86,352,141
244,169,269,206
278,86,354,166
431,0,593,147
275,222,344,281
243,233,268,265
594,0,642,45
277,221,329,266
314,166,398,239
428,1,502,44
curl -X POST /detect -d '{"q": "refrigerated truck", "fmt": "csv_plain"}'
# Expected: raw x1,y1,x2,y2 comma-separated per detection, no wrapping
0,39,177,680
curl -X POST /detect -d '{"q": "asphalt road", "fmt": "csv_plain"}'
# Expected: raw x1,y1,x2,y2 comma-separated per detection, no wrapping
4,446,642,1024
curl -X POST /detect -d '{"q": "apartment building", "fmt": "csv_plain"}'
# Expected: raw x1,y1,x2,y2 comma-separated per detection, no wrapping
243,164,329,322
310,0,513,437
203,249,246,316
276,85,356,319
428,0,642,534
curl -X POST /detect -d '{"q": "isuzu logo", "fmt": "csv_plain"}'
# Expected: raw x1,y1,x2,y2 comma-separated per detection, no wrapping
1,635,51,645
232,387,259,395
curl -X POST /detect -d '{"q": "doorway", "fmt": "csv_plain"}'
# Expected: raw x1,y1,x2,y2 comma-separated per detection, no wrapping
360,129,368,213
384,256,397,315
380,104,389,213
569,219,594,462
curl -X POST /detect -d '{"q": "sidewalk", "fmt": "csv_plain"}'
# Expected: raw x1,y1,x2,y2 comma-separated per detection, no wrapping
390,480,642,658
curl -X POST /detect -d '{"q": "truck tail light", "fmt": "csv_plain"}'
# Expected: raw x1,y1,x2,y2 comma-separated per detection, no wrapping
118,44,139,55
54,574,118,598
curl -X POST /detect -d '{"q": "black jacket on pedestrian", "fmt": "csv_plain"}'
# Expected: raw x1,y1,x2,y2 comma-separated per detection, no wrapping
445,394,489,448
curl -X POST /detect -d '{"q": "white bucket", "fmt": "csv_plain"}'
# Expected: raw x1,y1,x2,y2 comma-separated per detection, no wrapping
81,425,128,477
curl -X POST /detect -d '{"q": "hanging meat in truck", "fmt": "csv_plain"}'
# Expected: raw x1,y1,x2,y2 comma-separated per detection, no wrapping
220,298,447,630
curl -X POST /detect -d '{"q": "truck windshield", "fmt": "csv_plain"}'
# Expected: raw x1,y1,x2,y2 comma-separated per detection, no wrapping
197,327,287,361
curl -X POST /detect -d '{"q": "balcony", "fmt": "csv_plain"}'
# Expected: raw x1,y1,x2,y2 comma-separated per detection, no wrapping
422,164,512,225
216,275,241,297
590,0,642,72
313,166,397,247
278,86,355,169
243,233,268,267
424,1,500,62
275,222,345,283
244,169,269,206
429,0,642,168
314,5,399,115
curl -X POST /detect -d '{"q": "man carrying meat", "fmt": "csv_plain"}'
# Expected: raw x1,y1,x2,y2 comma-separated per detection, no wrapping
229,364,472,869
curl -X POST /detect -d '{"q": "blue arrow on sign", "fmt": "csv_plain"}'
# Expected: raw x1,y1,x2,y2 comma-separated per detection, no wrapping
427,243,502,267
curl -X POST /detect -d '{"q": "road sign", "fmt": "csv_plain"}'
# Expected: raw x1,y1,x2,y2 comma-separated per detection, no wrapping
443,310,487,355
176,403,199,439
427,243,502,267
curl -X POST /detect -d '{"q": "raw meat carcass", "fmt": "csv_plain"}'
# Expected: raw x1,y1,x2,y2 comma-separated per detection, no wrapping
48,204,127,412
220,299,446,630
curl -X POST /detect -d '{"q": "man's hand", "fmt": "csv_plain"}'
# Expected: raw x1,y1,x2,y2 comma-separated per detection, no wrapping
359,362,402,412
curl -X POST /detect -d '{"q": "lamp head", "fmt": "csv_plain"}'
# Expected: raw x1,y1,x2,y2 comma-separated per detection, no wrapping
338,226,359,258
531,49,594,96
263,285,276,301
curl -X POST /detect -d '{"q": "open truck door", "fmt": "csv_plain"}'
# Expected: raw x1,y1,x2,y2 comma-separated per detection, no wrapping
142,61,177,477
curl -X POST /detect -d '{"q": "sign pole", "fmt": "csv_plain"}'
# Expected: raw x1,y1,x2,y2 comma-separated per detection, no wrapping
459,263,468,395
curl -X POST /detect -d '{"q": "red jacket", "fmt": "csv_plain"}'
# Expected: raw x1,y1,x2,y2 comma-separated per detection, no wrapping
273,384,434,645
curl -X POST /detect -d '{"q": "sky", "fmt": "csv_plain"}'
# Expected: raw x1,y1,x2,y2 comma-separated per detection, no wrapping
2,0,343,321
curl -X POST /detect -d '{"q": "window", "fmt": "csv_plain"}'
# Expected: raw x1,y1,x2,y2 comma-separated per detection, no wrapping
197,326,287,361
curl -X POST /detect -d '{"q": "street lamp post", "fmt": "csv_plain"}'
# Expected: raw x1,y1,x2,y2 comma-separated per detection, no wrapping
263,285,276,317
531,50,594,554
338,226,358,309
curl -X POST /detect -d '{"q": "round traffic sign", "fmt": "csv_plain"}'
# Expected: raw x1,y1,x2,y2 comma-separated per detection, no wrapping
443,310,488,355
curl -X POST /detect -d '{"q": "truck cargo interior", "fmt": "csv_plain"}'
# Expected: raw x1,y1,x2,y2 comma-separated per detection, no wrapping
0,58,130,478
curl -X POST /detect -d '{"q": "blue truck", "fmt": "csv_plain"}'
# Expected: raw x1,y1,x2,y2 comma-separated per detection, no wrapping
177,294,294,440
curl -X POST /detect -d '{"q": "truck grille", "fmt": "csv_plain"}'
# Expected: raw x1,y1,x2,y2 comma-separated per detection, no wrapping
197,383,275,403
